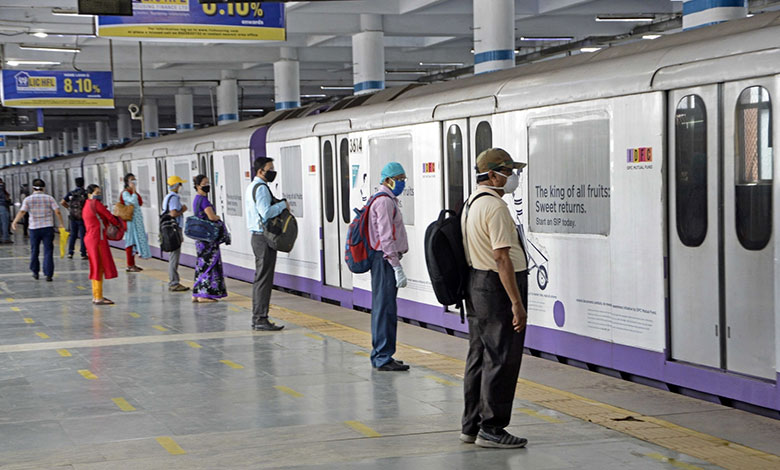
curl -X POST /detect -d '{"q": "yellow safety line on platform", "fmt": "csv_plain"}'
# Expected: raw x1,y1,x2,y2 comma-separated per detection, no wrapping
23,318,34,324
6,297,14,302
35,332,49,339
76,286,86,290
275,385,303,398
354,350,370,357
56,349,71,357
344,420,381,438
425,374,457,387
515,407,563,424
155,436,186,455
644,452,703,470
128,312,141,318
112,397,136,412
304,333,324,341
152,325,169,332
219,359,244,369
11,306,20,311
186,341,202,349
78,369,97,380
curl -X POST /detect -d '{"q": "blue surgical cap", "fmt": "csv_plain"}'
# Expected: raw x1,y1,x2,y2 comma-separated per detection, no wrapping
380,162,406,182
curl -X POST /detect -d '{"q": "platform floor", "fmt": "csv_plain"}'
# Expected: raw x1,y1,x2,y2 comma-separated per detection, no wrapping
0,238,779,470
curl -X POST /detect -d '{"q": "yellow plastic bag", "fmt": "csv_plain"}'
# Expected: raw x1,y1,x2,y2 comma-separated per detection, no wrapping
59,227,69,258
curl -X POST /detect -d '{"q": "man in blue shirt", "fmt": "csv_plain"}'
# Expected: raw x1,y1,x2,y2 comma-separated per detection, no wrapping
245,157,287,331
162,175,189,292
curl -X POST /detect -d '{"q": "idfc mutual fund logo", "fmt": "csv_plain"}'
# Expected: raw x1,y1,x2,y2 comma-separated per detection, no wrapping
14,72,57,93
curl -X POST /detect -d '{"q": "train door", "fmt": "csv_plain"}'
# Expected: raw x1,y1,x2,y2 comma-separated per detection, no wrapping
156,158,168,210
321,136,340,287
443,119,469,211
336,135,352,289
669,86,720,369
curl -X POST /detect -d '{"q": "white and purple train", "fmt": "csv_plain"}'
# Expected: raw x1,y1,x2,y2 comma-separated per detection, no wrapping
4,13,780,414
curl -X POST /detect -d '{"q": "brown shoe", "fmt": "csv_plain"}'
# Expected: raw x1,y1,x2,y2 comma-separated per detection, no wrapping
169,284,190,292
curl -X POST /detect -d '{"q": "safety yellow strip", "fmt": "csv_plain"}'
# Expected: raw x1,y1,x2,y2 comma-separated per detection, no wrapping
425,374,457,387
128,312,141,318
78,369,97,380
112,397,136,412
515,407,563,424
76,286,87,290
354,351,370,357
644,453,703,470
228,306,240,312
35,332,49,339
152,325,169,332
304,333,324,341
274,385,303,398
6,297,14,302
11,306,20,311
186,341,202,349
155,436,186,455
219,360,244,369
344,420,381,438
56,349,71,357
23,318,34,324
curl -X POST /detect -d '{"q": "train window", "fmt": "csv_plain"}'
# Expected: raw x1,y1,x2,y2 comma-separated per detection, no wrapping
323,141,335,223
369,134,415,224
446,124,464,210
339,139,351,224
675,95,708,247
735,86,773,251
280,146,304,217
475,121,492,156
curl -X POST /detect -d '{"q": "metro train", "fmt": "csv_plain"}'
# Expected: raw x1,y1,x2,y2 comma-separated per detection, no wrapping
3,12,780,413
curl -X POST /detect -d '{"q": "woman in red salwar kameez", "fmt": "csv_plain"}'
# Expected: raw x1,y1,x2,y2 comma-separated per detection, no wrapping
83,184,121,305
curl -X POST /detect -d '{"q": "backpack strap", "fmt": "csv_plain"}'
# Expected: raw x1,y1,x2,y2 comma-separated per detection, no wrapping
364,192,392,249
461,191,497,267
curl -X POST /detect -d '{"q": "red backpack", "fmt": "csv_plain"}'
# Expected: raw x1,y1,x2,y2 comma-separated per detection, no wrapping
344,193,391,274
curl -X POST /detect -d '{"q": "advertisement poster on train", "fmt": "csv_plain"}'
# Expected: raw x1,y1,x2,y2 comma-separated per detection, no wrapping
1,70,114,109
97,0,286,42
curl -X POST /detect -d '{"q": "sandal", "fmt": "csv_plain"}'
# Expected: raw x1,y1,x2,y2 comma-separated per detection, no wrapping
126,266,142,272
92,298,114,305
195,297,217,303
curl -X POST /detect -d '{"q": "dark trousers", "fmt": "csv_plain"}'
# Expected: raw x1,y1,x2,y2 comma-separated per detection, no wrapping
369,252,398,368
29,227,55,277
251,233,277,324
462,269,528,436
67,217,86,256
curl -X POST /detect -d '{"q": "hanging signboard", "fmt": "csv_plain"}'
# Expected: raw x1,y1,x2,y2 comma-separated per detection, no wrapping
0,107,44,135
97,1,286,42
0,70,114,109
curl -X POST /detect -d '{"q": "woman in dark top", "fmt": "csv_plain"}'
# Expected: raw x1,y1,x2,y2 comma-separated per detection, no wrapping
192,174,227,303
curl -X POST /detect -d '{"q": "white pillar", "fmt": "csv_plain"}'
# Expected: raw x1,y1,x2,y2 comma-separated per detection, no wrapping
352,14,385,95
46,139,54,159
38,140,47,159
51,137,61,157
683,0,746,30
175,87,195,132
118,112,132,142
77,124,89,152
274,47,300,110
25,143,35,162
62,129,74,155
217,70,239,126
143,98,159,138
95,121,108,149
12,147,20,165
473,0,515,75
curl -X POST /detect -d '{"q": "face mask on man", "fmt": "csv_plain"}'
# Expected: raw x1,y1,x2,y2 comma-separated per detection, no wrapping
264,170,277,183
388,178,405,197
479,170,519,194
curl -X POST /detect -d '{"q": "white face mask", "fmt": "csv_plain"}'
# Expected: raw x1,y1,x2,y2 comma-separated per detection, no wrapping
480,170,519,194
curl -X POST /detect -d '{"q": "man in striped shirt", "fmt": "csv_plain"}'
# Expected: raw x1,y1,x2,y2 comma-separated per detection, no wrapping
12,179,65,282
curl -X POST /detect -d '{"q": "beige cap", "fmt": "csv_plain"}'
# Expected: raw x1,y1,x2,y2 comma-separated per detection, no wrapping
475,148,526,173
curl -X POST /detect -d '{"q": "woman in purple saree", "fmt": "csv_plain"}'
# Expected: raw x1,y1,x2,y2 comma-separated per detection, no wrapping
191,174,227,303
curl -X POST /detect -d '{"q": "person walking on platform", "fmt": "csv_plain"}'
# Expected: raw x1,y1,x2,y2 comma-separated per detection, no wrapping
60,177,88,259
245,157,285,331
460,148,528,449
83,184,120,305
0,178,11,243
162,175,189,292
191,175,227,303
11,178,65,282
368,162,409,372
121,173,150,272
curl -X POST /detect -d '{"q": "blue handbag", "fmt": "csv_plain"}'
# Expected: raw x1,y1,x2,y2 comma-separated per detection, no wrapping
184,216,220,243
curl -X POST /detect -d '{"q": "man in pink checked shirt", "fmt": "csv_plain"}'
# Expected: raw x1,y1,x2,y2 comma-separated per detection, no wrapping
367,162,410,372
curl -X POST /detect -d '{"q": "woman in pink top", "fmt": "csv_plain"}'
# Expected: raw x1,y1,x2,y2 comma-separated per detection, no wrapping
367,162,409,372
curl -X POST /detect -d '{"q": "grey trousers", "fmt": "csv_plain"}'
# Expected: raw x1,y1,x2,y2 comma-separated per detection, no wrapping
168,247,181,287
462,269,528,436
251,233,277,323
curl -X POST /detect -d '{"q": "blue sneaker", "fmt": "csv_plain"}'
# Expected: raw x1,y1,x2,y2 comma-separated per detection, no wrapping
475,429,527,449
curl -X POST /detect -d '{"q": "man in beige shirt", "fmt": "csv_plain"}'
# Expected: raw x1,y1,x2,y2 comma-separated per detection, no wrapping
460,148,528,449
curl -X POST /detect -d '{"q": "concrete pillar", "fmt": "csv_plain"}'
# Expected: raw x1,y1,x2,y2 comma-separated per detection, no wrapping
217,71,239,126
62,129,74,155
175,87,195,132
352,14,385,95
118,112,132,142
77,124,89,152
25,143,35,163
51,137,60,157
274,47,300,110
12,147,20,165
683,0,747,30
473,0,515,74
143,99,159,138
95,121,108,149
38,140,47,159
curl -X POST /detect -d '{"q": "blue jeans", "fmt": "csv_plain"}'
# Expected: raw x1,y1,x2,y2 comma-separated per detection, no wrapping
370,252,398,368
67,217,86,256
29,227,54,277
0,205,9,242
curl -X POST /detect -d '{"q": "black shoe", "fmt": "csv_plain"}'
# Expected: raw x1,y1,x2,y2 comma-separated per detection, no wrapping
81,255,88,260
67,253,73,259
252,319,284,331
377,360,409,372
32,273,39,280
475,430,527,449
45,276,53,282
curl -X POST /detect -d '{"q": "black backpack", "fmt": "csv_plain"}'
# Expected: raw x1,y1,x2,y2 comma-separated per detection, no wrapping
69,188,87,220
159,194,183,252
253,183,298,253
424,192,493,322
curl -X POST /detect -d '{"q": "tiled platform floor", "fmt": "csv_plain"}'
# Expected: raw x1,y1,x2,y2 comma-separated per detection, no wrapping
0,239,778,469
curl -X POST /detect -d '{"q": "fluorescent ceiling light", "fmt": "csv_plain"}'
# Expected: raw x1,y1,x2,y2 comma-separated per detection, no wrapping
642,34,662,40
596,16,654,22
580,47,602,53
20,45,81,53
159,128,177,131
242,108,265,112
31,32,48,38
320,86,353,90
301,94,327,98
419,62,464,67
385,70,428,75
6,60,61,66
519,36,573,41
